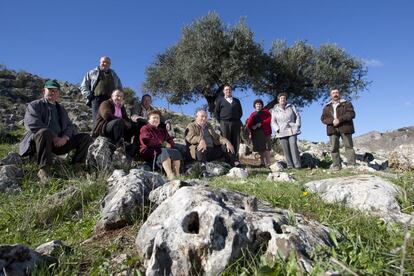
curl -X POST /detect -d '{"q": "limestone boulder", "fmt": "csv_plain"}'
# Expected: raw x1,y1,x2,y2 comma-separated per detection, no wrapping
136,186,335,275
185,161,231,177
96,169,164,231
269,161,286,172
226,167,248,179
305,175,413,224
86,137,130,171
267,172,295,182
0,152,22,166
0,165,23,193
0,244,54,276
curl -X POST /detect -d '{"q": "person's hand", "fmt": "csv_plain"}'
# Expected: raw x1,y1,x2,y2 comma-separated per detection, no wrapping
333,118,340,127
166,143,172,149
131,114,139,122
197,139,207,152
225,142,235,154
53,136,68,147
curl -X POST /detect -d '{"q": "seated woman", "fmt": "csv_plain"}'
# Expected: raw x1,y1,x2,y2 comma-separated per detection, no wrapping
140,110,182,180
165,120,175,139
246,99,272,167
92,89,139,157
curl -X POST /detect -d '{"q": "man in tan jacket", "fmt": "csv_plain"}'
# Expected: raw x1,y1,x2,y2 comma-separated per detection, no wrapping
185,109,236,165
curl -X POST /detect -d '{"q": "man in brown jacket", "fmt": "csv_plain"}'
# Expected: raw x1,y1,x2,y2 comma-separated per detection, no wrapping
185,109,236,166
321,89,356,170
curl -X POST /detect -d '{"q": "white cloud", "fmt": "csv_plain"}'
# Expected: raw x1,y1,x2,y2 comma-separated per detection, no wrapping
362,58,383,67
404,101,412,107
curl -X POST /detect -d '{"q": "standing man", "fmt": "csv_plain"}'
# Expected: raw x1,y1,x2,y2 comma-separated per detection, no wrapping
214,84,242,166
80,56,122,124
321,88,356,170
19,80,93,183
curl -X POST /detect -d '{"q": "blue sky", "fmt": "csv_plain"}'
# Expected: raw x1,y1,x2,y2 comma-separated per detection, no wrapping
1,0,413,142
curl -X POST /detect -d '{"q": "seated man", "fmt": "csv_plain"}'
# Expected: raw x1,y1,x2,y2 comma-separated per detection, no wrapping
19,80,93,183
185,109,236,166
92,89,140,158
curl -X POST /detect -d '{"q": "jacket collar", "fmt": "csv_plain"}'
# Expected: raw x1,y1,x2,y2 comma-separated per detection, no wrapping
275,103,292,111
326,99,346,106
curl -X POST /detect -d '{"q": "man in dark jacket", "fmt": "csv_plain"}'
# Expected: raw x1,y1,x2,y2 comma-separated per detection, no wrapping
321,89,356,170
214,85,242,166
80,56,122,124
19,80,93,183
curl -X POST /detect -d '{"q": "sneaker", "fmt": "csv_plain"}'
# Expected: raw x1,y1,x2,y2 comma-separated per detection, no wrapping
233,161,241,168
37,168,51,184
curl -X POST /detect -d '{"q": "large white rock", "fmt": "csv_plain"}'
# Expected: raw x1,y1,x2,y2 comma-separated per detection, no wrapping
96,169,165,231
267,172,295,182
0,244,54,275
305,175,413,224
269,161,285,172
226,167,248,179
0,165,23,193
136,186,334,275
86,137,130,171
388,144,414,170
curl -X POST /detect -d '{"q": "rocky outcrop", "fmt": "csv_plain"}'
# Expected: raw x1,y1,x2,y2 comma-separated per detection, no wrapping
86,137,131,171
185,161,231,177
0,244,54,275
35,240,70,258
96,169,165,231
0,165,23,193
388,144,414,170
305,175,413,224
148,179,208,206
136,186,335,275
354,127,414,154
267,172,295,182
0,152,22,166
226,167,248,178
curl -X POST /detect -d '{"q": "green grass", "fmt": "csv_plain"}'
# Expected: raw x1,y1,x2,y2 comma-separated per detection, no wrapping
1,134,413,275
210,168,414,275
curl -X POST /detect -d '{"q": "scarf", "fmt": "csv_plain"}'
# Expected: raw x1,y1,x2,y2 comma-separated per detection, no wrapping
114,103,123,118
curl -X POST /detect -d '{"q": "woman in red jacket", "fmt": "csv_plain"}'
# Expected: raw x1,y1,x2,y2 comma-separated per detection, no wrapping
140,110,182,180
246,99,272,167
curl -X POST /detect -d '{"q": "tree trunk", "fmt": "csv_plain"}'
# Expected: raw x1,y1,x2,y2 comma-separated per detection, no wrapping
264,97,278,110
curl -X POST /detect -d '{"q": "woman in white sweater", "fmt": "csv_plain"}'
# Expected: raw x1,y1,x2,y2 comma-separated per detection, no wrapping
271,93,302,168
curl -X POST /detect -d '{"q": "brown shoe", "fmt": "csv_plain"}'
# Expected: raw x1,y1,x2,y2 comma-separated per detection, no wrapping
37,168,51,184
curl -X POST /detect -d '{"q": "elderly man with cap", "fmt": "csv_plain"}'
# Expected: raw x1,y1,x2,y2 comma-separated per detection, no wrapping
80,56,122,124
19,80,93,183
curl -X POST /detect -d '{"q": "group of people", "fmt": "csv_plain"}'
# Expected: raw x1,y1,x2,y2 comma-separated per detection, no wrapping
18,56,357,183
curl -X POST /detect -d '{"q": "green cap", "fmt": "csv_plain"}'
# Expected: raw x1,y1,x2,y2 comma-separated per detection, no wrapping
44,79,60,89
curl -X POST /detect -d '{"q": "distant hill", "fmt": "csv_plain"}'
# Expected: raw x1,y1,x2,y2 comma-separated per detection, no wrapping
354,127,414,154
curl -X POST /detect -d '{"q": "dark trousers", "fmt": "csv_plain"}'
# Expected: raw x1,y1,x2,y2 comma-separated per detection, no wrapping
330,132,356,167
91,95,109,125
34,128,92,168
196,145,235,165
220,120,241,160
104,119,142,158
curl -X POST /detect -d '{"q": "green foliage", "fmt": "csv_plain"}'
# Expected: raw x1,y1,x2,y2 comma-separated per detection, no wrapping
122,87,139,113
144,12,369,113
143,11,264,113
254,40,369,109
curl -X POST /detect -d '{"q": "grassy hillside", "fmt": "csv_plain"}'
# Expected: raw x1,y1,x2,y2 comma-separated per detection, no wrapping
0,127,413,275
